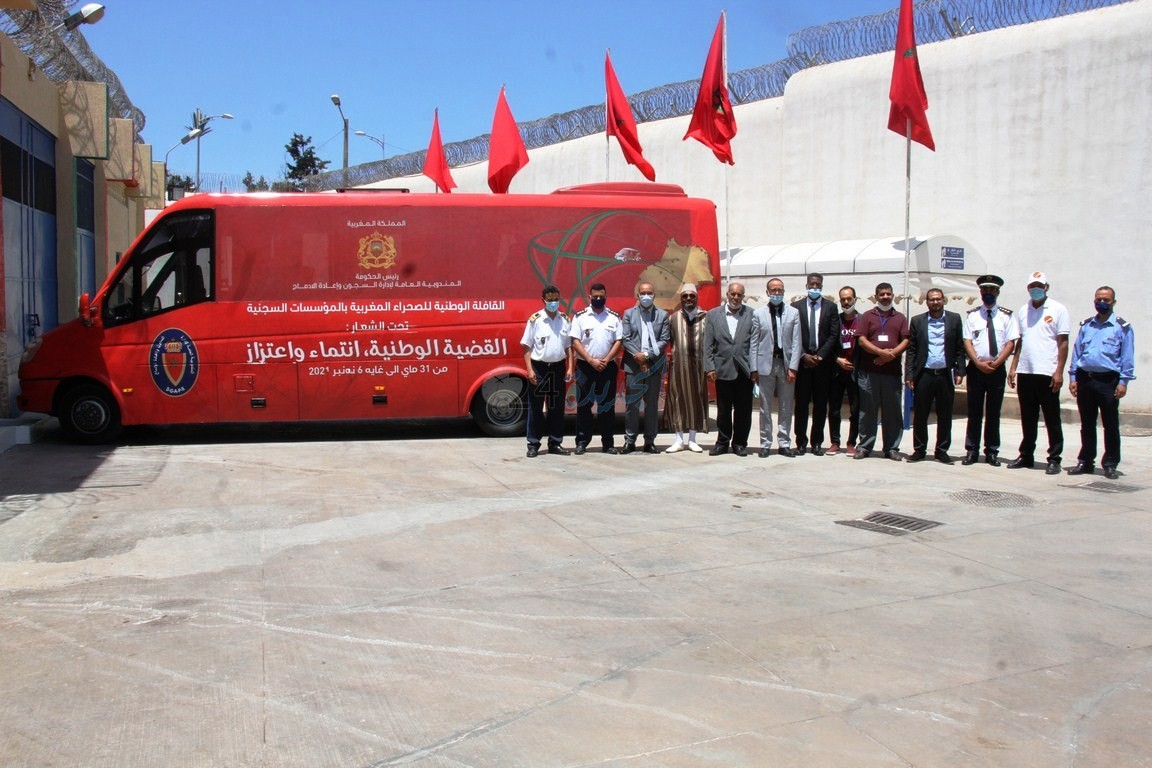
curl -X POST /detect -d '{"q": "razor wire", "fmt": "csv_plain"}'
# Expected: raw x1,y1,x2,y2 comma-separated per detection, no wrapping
0,0,145,138
305,0,1133,192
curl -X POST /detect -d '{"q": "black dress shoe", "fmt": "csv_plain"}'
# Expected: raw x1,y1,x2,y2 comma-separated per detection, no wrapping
812,446,826,456
885,449,902,461
961,452,978,466
733,446,749,457
854,449,871,460
643,444,659,454
1045,461,1061,475
1006,457,1033,469
795,446,808,456
603,446,620,455
759,448,771,458
935,451,954,465
526,446,539,458
907,451,927,463
547,445,570,456
1067,462,1094,475
574,444,587,455
621,442,636,454
778,447,796,457
709,445,729,456
1104,466,1120,480
986,454,1002,467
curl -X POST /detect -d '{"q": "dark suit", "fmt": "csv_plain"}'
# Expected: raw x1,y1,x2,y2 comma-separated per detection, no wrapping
791,296,841,449
704,304,755,450
621,304,671,446
905,310,966,453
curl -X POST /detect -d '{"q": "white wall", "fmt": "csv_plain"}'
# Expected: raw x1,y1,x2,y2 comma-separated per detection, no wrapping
375,0,1151,409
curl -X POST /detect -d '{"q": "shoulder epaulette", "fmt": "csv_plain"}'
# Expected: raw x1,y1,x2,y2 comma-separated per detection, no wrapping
1081,317,1091,327
576,307,592,316
606,308,621,318
997,306,1013,315
528,310,542,322
1117,316,1130,329
966,306,981,314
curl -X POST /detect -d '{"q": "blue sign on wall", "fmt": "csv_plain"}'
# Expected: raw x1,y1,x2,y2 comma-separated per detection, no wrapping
941,246,965,270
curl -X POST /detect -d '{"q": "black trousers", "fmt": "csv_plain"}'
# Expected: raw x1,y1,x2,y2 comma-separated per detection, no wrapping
575,360,618,449
1075,369,1122,468
911,369,955,453
714,372,754,449
827,369,859,447
527,359,566,448
794,364,832,448
1016,373,1063,463
965,364,1007,456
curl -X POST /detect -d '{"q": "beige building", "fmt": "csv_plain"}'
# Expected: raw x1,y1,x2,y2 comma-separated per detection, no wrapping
1,2,160,418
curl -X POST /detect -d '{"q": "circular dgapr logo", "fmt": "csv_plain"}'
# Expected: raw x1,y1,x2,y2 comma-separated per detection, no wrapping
149,328,199,397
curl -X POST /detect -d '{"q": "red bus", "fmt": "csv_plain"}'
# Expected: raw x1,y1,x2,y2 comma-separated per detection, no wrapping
17,183,720,442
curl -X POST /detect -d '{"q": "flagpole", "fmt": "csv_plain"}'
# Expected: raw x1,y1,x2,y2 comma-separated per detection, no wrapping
903,118,912,310
605,49,611,182
723,9,730,279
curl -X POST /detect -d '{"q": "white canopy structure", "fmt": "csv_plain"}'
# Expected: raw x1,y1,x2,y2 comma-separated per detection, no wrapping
723,235,990,311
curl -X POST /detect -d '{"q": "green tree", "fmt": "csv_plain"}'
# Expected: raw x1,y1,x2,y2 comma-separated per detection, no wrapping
283,133,330,190
242,172,270,192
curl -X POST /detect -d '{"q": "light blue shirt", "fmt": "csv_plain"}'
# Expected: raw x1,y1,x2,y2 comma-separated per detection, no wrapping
1070,313,1136,384
926,315,947,369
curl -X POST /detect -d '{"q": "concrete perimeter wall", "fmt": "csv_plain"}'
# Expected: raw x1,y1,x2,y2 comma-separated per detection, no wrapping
375,0,1151,410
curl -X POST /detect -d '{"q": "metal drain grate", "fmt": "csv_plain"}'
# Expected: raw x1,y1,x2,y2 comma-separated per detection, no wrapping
835,511,944,536
1080,481,1142,494
949,489,1037,508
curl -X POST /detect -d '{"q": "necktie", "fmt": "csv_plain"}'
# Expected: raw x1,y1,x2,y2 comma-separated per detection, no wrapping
772,308,781,355
987,309,998,357
809,302,818,352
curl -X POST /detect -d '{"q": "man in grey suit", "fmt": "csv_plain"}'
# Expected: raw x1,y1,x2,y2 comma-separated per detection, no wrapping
704,282,755,456
905,287,966,463
750,278,803,458
622,281,671,453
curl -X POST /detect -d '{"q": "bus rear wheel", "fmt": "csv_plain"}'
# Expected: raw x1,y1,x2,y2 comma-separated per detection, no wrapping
59,383,123,444
471,375,528,437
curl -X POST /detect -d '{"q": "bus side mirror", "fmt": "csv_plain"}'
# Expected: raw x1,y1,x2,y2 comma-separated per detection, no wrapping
78,293,97,326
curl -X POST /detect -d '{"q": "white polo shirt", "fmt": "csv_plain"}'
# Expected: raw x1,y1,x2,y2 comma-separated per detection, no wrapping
1015,298,1071,376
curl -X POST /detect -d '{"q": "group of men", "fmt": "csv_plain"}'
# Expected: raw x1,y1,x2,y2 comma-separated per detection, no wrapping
520,273,1136,478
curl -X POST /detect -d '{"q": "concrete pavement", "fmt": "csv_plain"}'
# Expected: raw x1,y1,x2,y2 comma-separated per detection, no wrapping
0,415,1149,767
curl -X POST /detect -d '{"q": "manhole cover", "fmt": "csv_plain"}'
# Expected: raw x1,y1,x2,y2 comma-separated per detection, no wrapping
948,489,1037,508
835,511,944,536
1080,481,1142,494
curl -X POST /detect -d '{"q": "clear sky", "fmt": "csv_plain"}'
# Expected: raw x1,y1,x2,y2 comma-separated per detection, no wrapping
82,0,899,184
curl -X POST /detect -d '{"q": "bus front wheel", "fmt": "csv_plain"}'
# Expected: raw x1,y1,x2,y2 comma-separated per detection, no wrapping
59,383,123,444
471,375,528,437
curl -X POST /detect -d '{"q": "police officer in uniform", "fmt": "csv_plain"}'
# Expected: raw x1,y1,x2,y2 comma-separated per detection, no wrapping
569,282,624,454
961,274,1019,466
521,284,574,458
1068,286,1135,479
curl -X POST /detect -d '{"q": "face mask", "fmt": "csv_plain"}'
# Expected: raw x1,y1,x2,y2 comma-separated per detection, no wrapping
841,301,856,314
1028,288,1046,302
728,298,743,311
1095,300,1112,314
877,301,893,312
544,300,560,313
981,293,997,307
769,295,784,305
807,288,823,301
638,295,654,308
590,297,606,311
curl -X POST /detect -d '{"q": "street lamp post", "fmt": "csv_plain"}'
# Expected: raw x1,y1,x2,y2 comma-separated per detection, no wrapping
331,95,349,186
190,109,233,193
164,127,202,200
354,130,386,160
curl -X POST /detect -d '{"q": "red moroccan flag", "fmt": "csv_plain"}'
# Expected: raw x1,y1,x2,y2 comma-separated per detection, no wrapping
423,109,457,193
888,0,935,150
683,12,737,165
605,52,656,182
487,87,529,194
